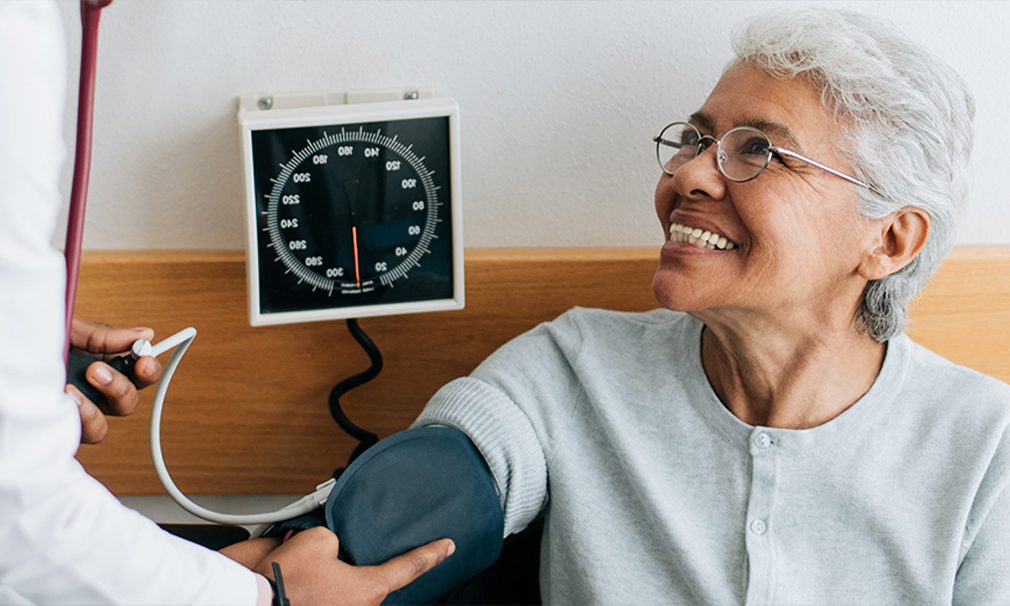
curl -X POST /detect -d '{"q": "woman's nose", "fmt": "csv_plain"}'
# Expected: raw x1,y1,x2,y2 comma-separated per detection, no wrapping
672,143,727,201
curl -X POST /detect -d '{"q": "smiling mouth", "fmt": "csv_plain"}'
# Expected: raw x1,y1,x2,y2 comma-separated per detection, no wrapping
668,222,737,250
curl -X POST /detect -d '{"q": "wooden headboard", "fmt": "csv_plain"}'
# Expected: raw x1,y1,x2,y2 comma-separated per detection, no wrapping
74,246,1010,495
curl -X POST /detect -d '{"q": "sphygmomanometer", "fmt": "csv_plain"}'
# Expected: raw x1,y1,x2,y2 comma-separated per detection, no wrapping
62,2,502,603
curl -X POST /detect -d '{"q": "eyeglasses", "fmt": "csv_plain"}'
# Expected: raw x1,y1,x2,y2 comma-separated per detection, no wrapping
653,121,874,191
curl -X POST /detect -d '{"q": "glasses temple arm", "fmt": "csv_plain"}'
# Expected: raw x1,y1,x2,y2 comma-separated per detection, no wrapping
771,147,879,194
654,135,683,150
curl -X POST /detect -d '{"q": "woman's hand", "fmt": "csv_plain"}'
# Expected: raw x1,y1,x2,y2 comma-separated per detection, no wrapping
223,527,455,605
67,316,164,444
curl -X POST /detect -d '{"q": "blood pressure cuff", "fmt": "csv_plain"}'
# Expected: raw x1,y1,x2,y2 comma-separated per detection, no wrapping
324,426,504,605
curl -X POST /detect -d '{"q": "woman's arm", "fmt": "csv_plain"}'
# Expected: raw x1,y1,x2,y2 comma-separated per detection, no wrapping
952,428,1010,604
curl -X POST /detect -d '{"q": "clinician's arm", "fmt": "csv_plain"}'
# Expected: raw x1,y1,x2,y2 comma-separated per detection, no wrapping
67,317,164,444
0,6,453,604
0,3,256,603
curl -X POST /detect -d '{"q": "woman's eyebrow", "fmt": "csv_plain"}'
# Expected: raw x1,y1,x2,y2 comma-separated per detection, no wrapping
689,112,715,132
690,112,806,154
748,119,804,153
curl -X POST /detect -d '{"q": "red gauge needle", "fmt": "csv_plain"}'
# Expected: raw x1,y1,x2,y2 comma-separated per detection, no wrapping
352,225,361,288
344,179,362,288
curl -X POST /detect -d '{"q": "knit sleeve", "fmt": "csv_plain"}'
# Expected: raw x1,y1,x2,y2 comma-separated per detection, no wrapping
953,424,1010,604
414,378,548,537
413,308,587,537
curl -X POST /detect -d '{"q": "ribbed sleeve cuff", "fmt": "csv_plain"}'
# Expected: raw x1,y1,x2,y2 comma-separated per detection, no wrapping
413,377,548,537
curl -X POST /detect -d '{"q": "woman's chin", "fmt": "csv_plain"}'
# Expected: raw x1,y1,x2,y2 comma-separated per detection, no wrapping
652,268,705,313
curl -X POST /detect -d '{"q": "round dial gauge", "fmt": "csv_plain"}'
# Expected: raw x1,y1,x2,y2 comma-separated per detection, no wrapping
266,126,439,294
241,98,463,326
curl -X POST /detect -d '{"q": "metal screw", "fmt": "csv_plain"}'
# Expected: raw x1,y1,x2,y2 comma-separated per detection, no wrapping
403,90,419,101
257,96,274,110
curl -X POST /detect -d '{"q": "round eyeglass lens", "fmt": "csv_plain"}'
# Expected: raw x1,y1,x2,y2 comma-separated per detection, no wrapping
718,126,774,182
656,122,701,175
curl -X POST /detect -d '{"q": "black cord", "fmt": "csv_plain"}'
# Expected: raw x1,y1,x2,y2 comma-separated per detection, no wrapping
270,562,290,606
328,319,382,465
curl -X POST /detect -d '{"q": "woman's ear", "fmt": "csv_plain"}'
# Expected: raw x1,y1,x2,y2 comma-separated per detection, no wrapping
858,207,930,281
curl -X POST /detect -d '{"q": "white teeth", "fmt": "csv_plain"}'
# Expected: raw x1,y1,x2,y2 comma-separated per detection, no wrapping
668,222,737,250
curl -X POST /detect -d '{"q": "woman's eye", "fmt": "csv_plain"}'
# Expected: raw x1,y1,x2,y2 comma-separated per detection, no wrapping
738,137,771,157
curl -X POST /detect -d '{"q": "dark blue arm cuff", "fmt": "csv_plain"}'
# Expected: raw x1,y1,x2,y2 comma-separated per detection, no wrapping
324,426,504,605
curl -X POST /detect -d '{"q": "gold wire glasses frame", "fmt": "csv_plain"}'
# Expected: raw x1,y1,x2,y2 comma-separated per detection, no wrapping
653,121,875,191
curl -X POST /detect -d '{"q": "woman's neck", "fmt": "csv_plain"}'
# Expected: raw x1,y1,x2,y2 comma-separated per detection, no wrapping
697,314,886,430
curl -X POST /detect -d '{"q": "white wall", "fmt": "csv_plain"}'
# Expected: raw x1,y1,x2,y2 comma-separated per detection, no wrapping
54,0,1010,251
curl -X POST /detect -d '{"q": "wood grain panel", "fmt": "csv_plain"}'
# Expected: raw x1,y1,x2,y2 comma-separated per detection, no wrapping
904,246,1010,382
73,246,1010,495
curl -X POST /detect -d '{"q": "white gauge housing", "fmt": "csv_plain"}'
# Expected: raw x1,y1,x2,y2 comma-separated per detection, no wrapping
239,96,464,326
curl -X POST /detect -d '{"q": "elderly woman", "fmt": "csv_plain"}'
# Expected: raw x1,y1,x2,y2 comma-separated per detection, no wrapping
410,8,1009,605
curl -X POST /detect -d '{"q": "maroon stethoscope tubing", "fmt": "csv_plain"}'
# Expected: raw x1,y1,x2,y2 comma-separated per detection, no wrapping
64,0,112,362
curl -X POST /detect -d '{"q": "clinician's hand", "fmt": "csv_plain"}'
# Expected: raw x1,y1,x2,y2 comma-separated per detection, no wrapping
224,527,455,605
66,316,163,444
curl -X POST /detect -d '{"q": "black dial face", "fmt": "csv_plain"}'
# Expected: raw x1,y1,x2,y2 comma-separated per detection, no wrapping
251,116,454,315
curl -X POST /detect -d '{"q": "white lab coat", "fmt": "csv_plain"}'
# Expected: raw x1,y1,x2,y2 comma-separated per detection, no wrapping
0,3,258,603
